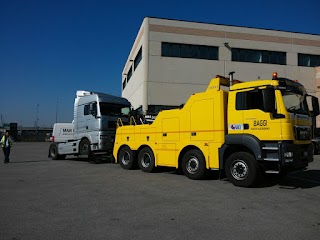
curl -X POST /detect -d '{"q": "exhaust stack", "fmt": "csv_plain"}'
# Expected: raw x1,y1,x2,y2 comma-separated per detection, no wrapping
229,71,235,87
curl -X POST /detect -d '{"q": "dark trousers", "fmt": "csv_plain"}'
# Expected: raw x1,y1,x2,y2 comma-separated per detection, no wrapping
3,147,10,162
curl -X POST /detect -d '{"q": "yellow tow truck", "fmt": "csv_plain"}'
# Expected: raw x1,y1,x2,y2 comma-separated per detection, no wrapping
113,72,319,187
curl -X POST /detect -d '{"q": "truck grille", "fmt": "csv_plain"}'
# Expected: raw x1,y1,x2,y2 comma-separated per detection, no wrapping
108,121,117,129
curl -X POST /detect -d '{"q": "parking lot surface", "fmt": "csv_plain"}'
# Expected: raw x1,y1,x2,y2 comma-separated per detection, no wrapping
0,142,320,240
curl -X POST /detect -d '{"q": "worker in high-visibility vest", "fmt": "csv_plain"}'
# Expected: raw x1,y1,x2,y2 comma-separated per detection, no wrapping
1,131,13,163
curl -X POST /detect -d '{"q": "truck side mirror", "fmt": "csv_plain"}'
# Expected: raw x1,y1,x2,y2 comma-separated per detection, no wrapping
311,96,320,117
262,88,276,113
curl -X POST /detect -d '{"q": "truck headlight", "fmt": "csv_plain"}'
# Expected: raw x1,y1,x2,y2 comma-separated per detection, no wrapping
284,152,293,158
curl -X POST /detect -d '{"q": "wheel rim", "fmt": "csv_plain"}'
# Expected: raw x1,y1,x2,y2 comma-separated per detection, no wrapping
230,159,248,180
121,151,130,165
186,157,199,174
141,152,151,168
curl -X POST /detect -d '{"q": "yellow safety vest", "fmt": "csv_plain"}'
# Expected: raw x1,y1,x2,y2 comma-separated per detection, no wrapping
1,136,13,147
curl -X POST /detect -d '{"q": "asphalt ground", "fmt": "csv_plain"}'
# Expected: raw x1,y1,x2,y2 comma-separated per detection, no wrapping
0,142,319,240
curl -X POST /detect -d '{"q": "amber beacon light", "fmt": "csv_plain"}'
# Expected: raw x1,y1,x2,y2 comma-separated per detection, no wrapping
272,72,278,79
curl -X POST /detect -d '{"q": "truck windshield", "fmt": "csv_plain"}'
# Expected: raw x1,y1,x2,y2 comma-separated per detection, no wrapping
99,103,130,117
281,91,309,115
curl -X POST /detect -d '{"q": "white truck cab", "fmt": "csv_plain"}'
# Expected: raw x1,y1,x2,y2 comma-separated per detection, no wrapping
49,90,131,160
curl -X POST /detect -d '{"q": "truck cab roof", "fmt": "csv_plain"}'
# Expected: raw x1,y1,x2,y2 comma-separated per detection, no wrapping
76,90,130,106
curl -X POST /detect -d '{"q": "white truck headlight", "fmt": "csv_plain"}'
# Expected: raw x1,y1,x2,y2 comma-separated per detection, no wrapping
284,152,293,158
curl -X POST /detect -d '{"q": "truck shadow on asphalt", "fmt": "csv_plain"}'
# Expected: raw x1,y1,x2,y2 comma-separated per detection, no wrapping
229,170,320,189
65,156,113,164
170,168,320,189
276,170,320,189
48,158,320,189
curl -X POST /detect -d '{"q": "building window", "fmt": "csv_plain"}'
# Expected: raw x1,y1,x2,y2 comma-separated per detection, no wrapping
162,43,171,56
127,66,132,82
134,47,142,69
161,42,218,60
122,78,126,90
171,43,180,57
232,48,286,65
146,105,181,115
298,53,320,67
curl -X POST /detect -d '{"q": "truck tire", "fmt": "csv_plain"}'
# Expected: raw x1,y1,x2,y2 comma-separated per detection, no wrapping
138,147,155,173
314,143,319,155
49,143,66,160
79,139,91,156
118,146,137,170
225,152,260,187
182,149,206,180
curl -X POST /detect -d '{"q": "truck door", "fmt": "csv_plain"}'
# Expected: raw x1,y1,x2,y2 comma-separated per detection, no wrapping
87,102,99,133
76,104,86,134
230,88,282,140
78,102,98,134
156,118,179,167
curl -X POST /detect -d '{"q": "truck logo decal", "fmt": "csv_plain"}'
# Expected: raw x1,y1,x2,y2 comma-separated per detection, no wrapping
228,124,243,130
63,128,73,133
253,120,267,126
59,128,74,135
251,120,270,130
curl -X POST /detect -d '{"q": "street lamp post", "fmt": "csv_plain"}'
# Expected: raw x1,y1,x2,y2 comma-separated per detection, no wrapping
55,99,59,123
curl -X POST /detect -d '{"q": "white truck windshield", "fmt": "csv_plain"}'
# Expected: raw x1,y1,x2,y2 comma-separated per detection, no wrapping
282,91,309,115
100,103,130,116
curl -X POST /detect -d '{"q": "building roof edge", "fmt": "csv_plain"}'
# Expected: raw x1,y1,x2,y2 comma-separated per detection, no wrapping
145,16,320,37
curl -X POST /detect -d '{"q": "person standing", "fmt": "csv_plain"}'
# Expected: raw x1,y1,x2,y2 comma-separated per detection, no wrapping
1,131,13,163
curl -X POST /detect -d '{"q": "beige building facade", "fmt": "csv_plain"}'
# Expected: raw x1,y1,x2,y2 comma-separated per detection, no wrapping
122,17,320,126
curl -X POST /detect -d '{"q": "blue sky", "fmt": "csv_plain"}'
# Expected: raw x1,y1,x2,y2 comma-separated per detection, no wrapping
0,0,319,127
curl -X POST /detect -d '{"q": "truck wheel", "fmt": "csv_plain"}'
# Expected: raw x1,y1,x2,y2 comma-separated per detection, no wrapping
225,152,260,187
49,143,65,160
182,149,206,180
79,139,91,156
118,146,137,170
138,147,155,173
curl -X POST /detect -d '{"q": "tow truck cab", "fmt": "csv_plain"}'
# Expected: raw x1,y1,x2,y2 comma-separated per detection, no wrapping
226,72,319,176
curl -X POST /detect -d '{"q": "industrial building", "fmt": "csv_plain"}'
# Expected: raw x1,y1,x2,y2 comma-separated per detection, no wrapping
122,17,320,126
